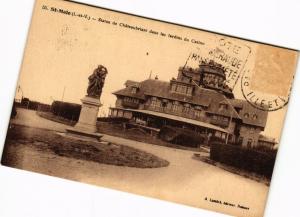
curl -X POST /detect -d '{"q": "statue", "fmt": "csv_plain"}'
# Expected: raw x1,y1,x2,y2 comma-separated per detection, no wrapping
87,65,108,98
66,64,108,141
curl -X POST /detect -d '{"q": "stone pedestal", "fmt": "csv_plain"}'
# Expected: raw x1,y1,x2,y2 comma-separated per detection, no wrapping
66,96,103,141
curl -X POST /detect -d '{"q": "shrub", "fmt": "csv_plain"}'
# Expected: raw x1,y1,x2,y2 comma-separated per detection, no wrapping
97,117,129,123
210,142,221,161
210,142,277,179
158,126,205,147
17,98,51,111
51,101,81,121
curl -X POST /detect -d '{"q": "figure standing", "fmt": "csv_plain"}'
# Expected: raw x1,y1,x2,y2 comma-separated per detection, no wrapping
87,65,108,98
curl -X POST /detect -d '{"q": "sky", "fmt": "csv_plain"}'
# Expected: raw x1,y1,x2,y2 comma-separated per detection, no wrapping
15,0,298,141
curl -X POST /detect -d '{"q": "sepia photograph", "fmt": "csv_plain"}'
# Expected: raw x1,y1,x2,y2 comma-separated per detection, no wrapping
1,0,299,217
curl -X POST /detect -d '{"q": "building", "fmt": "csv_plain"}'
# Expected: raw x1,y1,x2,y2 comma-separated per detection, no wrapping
109,60,273,148
257,135,277,150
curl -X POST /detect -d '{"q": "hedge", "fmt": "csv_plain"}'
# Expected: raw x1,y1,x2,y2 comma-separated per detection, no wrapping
97,117,129,123
18,98,50,111
210,142,277,179
51,101,81,121
158,126,205,147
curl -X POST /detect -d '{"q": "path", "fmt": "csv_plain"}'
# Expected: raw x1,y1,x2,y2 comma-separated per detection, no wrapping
8,108,269,217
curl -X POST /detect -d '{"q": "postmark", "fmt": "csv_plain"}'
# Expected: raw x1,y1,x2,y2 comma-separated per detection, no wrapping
183,36,252,90
241,70,291,111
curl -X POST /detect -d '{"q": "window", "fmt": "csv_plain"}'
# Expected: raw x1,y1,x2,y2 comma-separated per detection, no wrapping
162,99,168,107
215,131,222,138
183,107,190,113
173,104,180,112
112,110,118,117
151,97,161,107
219,103,228,110
253,114,258,120
172,83,192,95
244,113,249,118
131,87,137,94
171,84,176,92
183,103,190,112
181,86,185,93
195,106,202,110
175,85,182,92
247,139,253,148
221,133,226,140
117,110,124,117
166,101,172,109
187,87,193,95
238,137,243,145
172,101,181,112
124,97,132,102
124,97,139,103
195,110,202,118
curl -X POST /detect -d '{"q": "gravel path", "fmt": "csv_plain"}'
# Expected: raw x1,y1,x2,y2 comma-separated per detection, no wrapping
7,108,269,217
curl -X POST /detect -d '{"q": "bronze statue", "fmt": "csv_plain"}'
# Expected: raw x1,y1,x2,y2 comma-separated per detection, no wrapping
87,65,108,98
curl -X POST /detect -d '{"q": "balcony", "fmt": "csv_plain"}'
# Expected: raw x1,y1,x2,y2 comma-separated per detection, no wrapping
147,105,165,113
122,100,139,109
146,105,208,122
210,118,229,127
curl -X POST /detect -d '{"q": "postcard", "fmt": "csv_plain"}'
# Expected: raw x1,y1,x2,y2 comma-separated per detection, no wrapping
1,0,298,216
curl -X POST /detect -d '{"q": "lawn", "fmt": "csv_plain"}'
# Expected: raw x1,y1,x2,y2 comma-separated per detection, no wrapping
1,124,169,168
96,121,202,152
37,111,202,152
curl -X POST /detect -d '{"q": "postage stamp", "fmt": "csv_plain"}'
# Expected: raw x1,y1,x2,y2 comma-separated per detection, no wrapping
241,72,290,111
240,45,298,111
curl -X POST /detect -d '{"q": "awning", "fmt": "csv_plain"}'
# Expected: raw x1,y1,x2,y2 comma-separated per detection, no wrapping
110,107,229,133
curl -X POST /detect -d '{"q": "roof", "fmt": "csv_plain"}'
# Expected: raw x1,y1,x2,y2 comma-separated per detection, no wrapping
258,134,277,144
125,80,140,88
113,79,241,119
113,81,146,100
230,99,268,128
115,108,229,133
229,99,243,108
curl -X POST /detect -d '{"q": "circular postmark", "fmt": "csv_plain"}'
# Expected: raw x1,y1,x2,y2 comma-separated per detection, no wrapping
241,73,291,111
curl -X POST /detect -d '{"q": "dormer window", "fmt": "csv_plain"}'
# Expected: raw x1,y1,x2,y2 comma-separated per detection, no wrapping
219,103,228,110
131,86,138,94
151,97,161,108
171,83,176,92
176,85,187,94
170,80,194,96
186,86,193,95
253,114,258,120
